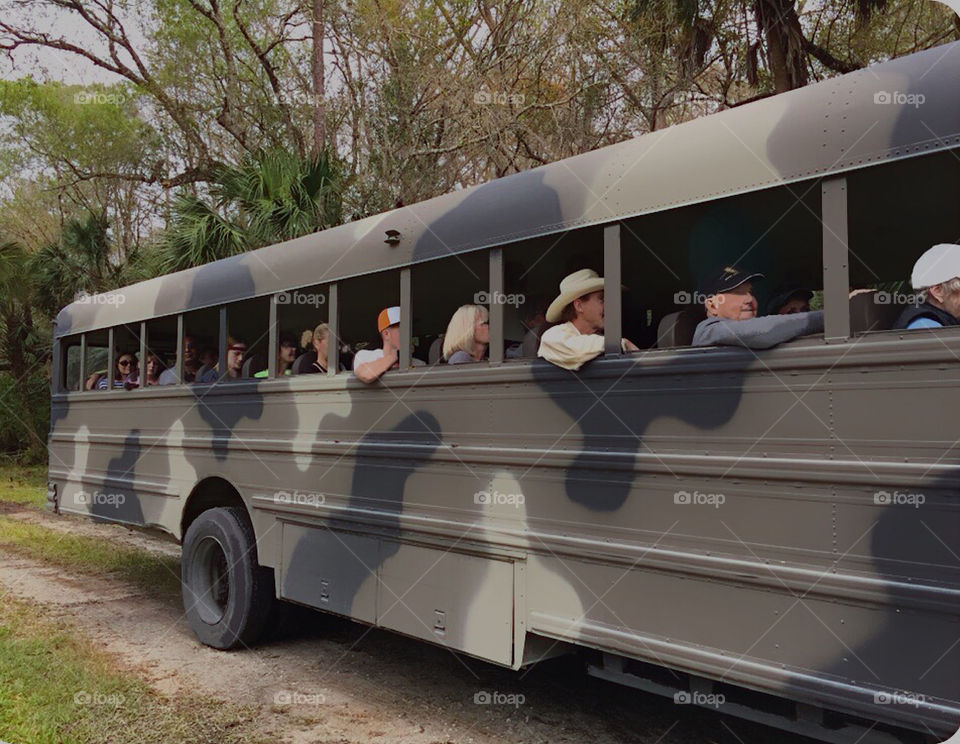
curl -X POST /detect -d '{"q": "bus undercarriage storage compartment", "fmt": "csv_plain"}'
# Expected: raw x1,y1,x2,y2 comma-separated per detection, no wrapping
279,523,518,667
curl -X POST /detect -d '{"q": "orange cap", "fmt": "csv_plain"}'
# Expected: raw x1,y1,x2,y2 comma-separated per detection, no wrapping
377,306,401,333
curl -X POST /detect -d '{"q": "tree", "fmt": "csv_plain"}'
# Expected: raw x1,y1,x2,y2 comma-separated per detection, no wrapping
158,148,343,272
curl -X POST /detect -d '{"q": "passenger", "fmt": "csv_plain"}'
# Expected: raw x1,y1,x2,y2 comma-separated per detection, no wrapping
443,305,489,364
691,266,824,349
353,306,424,383
183,358,200,383
506,295,548,359
253,332,298,377
197,337,246,382
893,243,960,330
145,352,162,385
765,287,813,316
298,323,334,374
158,335,197,385
97,353,138,389
537,269,639,370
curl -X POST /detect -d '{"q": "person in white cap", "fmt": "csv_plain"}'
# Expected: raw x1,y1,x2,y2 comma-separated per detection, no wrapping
354,306,424,383
537,269,638,371
893,244,960,330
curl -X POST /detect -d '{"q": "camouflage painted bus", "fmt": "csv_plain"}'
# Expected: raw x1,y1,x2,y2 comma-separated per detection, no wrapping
48,41,960,744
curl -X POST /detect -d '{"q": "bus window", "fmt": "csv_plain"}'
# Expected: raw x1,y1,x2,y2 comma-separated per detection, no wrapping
61,336,83,392
224,297,270,381
338,270,401,375
82,329,109,391
412,250,487,365
847,150,960,336
182,307,219,385
501,227,604,359
621,183,824,350
276,284,329,376
142,316,178,387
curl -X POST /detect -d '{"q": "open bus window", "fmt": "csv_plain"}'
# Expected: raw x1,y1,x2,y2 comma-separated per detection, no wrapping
847,150,960,336
338,270,400,373
412,250,486,365
223,297,270,381
180,307,219,385
82,329,109,390
276,284,329,376
61,336,83,392
501,226,604,360
142,316,178,387
622,182,825,351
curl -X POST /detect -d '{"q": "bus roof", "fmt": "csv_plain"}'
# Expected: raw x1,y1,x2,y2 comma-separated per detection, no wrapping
56,41,960,338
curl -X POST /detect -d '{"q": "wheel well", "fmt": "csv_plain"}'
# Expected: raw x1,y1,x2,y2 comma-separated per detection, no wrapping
180,477,249,541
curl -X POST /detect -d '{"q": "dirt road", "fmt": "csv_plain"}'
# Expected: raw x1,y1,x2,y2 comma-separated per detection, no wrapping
0,508,818,744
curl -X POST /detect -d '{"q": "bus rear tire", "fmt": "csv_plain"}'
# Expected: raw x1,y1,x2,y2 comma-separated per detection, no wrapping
181,506,274,650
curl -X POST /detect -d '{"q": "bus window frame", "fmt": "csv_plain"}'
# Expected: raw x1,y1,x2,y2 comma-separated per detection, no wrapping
488,247,504,365
822,176,851,342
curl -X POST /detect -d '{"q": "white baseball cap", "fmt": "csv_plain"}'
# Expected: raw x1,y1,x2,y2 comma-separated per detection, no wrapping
911,244,960,289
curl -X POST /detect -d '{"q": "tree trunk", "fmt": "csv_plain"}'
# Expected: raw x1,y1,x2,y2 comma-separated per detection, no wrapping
312,0,326,154
755,0,809,93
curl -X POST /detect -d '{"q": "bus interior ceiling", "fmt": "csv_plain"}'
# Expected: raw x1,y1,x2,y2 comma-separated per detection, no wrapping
847,148,960,288
339,270,400,352
228,296,271,364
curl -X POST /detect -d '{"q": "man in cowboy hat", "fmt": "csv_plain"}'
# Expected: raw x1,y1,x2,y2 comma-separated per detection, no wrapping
537,269,638,370
692,265,823,348
893,244,960,330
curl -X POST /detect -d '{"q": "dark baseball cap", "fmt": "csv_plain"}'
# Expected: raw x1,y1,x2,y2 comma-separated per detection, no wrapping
698,266,764,297
765,287,814,315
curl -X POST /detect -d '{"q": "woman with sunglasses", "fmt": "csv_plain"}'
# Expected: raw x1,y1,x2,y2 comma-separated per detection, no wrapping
97,352,139,389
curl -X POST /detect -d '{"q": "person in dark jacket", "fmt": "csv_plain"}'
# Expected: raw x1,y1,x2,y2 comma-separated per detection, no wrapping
893,244,960,330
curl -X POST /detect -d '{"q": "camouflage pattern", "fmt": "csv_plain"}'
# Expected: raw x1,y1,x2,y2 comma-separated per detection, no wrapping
48,42,960,742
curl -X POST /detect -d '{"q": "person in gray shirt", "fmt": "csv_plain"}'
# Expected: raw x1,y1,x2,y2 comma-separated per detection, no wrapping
691,266,824,349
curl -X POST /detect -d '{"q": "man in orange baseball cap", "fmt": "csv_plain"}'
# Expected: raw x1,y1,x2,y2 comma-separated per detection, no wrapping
353,306,424,383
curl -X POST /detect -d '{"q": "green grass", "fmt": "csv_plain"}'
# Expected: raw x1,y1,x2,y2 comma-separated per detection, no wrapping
0,598,266,744
0,517,182,597
0,463,46,508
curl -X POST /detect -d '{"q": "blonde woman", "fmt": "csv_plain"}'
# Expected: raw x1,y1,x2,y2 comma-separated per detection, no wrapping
301,323,332,373
442,305,489,364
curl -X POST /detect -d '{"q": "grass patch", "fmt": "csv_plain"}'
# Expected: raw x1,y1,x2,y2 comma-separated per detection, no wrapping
0,517,181,598
0,463,46,508
0,597,266,744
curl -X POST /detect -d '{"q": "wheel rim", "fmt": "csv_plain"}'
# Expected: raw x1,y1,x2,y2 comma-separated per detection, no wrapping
192,535,230,625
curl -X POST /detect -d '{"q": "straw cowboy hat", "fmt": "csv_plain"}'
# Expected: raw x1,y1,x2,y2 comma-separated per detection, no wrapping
546,269,606,323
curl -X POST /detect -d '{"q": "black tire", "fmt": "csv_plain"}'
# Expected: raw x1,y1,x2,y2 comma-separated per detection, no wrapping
181,506,274,649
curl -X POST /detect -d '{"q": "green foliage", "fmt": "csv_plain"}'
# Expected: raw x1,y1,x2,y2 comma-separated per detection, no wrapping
159,149,343,272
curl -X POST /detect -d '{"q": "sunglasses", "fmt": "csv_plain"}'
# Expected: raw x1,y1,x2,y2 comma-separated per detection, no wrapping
118,359,134,367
